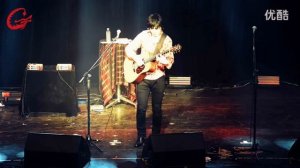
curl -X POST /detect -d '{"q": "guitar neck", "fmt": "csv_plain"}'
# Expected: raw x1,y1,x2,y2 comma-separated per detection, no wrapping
142,44,180,64
143,50,170,64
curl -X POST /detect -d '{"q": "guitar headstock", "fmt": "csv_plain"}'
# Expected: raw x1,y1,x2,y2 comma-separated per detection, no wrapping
170,44,182,54
160,44,182,56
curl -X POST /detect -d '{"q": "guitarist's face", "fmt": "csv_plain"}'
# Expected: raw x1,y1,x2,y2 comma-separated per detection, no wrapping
149,27,162,37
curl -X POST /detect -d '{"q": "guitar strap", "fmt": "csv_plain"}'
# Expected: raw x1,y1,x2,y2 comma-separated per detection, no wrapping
153,33,167,56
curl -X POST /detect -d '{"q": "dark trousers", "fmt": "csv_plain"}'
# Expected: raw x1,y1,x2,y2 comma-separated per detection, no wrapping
136,76,165,137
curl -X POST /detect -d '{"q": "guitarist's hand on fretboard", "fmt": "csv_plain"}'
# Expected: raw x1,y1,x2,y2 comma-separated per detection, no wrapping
156,55,169,65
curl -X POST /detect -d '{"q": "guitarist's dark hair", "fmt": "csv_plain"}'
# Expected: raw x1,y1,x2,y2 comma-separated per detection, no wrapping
147,13,162,29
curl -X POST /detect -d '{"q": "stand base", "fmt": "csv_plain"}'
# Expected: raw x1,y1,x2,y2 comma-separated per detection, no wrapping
86,135,103,153
105,85,136,108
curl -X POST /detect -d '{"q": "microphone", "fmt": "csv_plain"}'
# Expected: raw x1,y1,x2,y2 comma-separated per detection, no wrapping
252,26,257,33
79,72,87,83
113,29,121,41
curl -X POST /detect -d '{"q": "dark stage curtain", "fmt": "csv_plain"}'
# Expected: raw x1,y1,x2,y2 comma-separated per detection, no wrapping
1,0,299,88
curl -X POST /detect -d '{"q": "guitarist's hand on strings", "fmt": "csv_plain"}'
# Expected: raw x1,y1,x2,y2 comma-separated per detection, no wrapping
134,56,145,67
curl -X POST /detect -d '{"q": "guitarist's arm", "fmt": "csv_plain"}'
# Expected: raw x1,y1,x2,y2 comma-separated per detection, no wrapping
125,31,145,66
157,36,174,70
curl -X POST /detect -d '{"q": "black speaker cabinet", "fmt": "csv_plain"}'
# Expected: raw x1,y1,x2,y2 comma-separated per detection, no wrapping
24,133,91,168
22,70,78,116
142,132,206,168
289,138,300,165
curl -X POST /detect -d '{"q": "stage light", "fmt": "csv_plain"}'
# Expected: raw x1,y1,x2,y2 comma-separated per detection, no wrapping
0,153,8,162
1,91,10,98
1,91,11,105
88,159,117,168
16,151,24,158
274,138,295,151
258,76,280,85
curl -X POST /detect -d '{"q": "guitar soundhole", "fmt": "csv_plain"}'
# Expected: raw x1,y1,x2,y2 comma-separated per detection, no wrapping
136,65,145,74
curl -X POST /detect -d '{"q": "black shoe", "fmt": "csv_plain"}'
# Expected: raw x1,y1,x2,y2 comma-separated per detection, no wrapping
134,136,145,148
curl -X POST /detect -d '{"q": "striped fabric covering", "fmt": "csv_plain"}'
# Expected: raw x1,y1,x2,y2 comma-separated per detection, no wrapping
99,43,136,106
115,44,126,85
99,43,116,105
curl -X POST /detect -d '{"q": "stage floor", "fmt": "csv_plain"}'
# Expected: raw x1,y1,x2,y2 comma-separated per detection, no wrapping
0,83,300,168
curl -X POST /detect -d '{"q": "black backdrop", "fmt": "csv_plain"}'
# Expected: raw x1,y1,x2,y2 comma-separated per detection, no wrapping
1,0,299,88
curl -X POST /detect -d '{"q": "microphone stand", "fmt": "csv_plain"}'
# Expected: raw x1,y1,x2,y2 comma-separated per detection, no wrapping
251,26,258,151
78,42,114,153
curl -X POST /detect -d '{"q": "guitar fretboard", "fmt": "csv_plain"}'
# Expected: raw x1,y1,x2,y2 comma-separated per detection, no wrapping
143,44,181,63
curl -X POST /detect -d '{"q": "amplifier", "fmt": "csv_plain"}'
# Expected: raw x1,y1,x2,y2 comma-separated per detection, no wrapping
21,70,78,116
56,64,73,71
27,63,43,71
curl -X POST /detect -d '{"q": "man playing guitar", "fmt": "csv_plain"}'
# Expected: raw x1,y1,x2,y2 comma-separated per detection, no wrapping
125,13,175,147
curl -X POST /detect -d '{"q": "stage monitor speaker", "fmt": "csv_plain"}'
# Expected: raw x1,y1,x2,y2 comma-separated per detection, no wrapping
24,133,90,168
142,132,206,168
22,70,78,116
289,138,300,165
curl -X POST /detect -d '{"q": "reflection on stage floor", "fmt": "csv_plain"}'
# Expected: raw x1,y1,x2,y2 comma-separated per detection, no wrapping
1,83,300,168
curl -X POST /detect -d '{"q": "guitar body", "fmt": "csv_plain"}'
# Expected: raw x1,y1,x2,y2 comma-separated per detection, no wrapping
123,44,182,84
123,58,156,83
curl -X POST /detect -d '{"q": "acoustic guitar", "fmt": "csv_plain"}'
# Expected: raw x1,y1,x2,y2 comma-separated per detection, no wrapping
123,44,182,83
